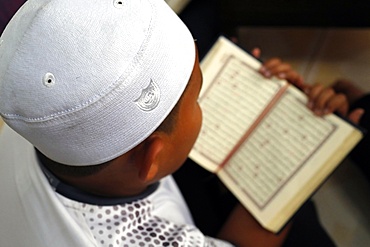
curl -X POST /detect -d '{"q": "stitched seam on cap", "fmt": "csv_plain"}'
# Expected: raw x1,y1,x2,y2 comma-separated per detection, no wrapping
0,0,155,124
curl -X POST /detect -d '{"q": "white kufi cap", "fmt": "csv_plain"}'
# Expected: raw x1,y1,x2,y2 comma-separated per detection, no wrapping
0,0,195,166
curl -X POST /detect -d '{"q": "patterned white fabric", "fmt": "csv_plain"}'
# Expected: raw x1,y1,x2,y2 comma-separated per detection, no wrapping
0,125,233,247
58,177,232,247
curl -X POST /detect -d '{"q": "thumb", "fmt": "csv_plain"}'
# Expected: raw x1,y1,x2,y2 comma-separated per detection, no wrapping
251,48,261,59
348,108,365,125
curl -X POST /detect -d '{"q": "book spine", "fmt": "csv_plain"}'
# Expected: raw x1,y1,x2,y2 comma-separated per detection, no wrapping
216,84,290,173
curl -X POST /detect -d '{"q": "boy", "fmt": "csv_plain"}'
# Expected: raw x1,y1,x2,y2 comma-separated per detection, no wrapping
0,0,361,246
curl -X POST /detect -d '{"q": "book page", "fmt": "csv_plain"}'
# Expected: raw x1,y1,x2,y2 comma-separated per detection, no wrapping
189,36,363,232
189,37,287,172
191,57,285,171
218,85,362,232
219,89,335,209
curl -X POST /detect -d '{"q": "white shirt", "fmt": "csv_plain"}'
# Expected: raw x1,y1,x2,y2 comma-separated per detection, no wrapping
0,124,233,247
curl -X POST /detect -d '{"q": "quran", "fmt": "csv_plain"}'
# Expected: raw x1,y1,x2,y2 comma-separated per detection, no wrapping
189,36,363,233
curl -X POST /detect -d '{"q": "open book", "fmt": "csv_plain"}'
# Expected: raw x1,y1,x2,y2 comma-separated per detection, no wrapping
189,36,364,233
165,0,191,13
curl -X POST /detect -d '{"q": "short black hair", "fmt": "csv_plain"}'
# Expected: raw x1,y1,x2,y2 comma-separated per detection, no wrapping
36,148,112,177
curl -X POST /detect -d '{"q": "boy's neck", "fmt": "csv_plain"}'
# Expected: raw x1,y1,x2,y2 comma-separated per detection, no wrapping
39,159,160,204
58,170,150,198
36,151,152,198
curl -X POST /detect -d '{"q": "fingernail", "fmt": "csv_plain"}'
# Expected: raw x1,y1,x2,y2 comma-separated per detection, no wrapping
278,73,286,79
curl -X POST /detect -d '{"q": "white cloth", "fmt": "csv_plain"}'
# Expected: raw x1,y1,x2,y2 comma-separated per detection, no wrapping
0,124,233,247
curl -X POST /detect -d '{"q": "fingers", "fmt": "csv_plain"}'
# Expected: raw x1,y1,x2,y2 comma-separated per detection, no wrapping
259,58,304,89
325,94,349,116
304,83,362,123
251,48,261,58
306,84,349,117
331,79,365,105
348,108,365,125
261,58,289,76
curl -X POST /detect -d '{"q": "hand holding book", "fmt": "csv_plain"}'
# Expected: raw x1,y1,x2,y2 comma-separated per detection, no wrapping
256,51,364,123
189,36,363,233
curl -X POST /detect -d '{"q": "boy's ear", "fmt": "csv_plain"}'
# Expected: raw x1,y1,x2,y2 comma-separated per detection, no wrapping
138,134,165,182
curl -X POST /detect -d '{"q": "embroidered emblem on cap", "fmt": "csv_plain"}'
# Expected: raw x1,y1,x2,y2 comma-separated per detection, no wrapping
135,79,161,111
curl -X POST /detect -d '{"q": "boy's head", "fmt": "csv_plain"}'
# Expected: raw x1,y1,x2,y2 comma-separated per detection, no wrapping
0,0,197,170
